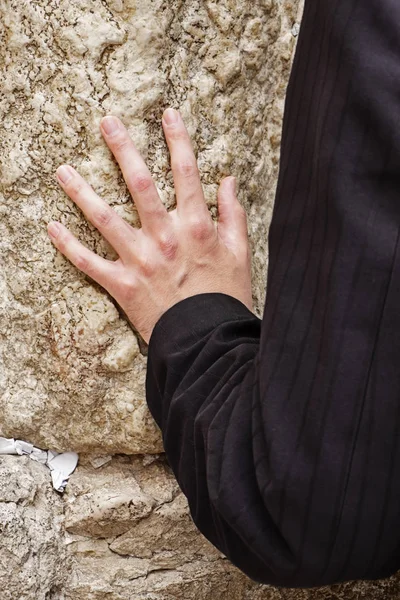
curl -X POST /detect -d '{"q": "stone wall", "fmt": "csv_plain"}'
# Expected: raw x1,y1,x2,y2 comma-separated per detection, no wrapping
1,0,399,598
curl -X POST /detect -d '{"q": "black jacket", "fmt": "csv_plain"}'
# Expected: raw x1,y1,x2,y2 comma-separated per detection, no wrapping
146,0,400,587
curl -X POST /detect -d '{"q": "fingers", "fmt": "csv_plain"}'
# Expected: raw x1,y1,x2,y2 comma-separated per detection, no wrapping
162,108,210,219
100,116,169,235
217,177,249,257
47,220,119,292
56,165,137,264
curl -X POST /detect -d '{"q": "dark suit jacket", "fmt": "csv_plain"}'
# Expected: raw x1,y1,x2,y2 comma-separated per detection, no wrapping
146,0,400,587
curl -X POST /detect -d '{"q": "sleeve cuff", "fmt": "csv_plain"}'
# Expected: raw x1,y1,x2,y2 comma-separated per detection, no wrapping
145,292,260,428
147,292,258,355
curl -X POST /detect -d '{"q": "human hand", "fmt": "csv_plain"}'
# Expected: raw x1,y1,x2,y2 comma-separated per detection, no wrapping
47,108,253,344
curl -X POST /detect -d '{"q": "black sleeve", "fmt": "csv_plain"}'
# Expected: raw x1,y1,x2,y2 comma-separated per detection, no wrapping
146,0,400,588
146,293,283,583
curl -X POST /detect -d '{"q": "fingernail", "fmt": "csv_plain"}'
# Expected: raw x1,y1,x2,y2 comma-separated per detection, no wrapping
101,116,120,136
163,108,179,126
56,165,73,184
48,222,60,238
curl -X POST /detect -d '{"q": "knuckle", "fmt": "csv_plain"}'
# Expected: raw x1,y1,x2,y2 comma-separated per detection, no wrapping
92,206,114,228
56,231,69,253
157,233,178,260
187,216,214,241
113,135,130,153
174,160,198,180
68,179,85,198
168,128,187,142
74,254,90,272
138,256,156,277
118,276,138,298
130,172,153,194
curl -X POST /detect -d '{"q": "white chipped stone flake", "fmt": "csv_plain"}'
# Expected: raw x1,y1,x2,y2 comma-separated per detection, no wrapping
0,437,78,492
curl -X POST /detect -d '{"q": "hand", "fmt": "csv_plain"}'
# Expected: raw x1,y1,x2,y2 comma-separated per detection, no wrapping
47,108,253,344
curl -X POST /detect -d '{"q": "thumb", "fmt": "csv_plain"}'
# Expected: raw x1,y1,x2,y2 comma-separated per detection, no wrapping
217,176,249,255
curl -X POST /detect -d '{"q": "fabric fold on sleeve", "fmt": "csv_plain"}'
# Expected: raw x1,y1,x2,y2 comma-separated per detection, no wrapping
145,293,295,586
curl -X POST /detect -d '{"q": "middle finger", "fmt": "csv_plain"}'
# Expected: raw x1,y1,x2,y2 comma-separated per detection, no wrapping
162,108,209,219
100,116,169,236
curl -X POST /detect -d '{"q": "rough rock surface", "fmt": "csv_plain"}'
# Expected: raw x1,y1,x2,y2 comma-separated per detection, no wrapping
0,0,301,454
0,456,67,600
1,455,400,599
2,0,400,598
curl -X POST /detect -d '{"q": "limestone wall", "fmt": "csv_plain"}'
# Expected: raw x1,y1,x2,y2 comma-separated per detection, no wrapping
1,0,399,598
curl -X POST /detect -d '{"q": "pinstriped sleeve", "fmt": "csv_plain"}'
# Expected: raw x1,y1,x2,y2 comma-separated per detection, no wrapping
146,0,400,588
145,292,293,586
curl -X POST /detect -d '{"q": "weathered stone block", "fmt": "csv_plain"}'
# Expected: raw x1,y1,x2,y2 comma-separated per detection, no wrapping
0,456,67,600
0,0,300,455
3,0,399,599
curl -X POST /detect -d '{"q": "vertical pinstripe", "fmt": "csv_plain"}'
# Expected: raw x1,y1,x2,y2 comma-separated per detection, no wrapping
146,0,400,587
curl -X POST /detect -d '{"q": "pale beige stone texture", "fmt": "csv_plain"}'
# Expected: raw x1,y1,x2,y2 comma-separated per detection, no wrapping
1,454,400,599
2,0,400,598
0,0,300,454
0,456,67,600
